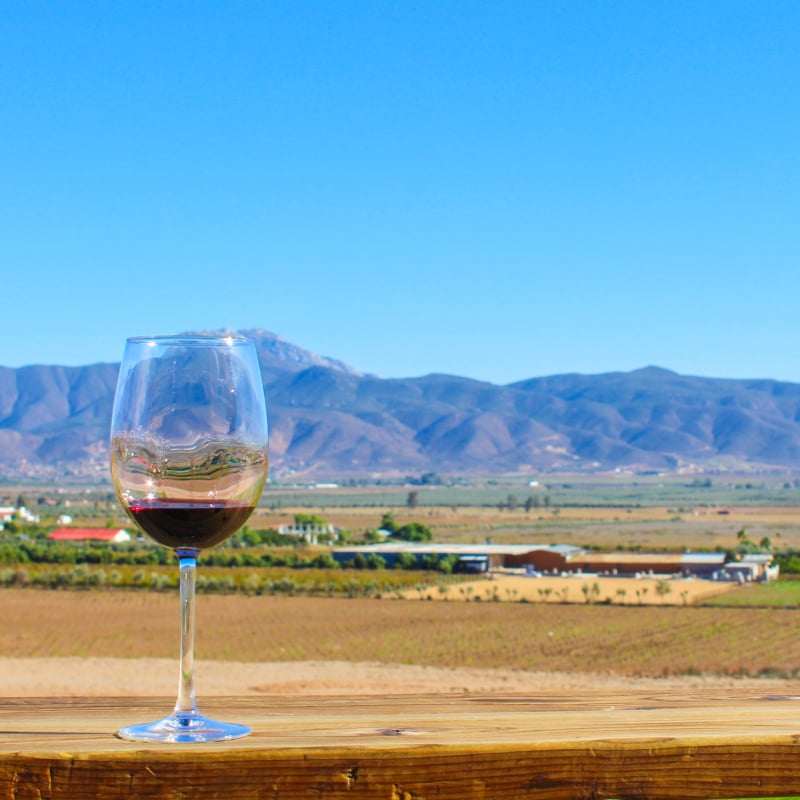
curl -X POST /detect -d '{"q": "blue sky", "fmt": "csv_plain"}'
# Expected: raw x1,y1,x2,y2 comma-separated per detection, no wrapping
2,1,798,384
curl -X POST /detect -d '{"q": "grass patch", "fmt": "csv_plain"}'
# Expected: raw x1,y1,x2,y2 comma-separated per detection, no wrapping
702,580,800,608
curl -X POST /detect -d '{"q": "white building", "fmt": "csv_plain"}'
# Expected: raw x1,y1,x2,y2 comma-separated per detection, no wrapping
0,506,40,527
278,523,338,545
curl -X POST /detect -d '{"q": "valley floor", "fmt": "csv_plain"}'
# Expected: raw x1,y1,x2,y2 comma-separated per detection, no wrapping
1,657,798,698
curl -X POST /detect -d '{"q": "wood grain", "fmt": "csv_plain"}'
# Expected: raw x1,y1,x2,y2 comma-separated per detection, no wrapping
0,691,799,799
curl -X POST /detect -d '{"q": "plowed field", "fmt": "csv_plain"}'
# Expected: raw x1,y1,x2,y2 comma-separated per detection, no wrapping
2,588,799,679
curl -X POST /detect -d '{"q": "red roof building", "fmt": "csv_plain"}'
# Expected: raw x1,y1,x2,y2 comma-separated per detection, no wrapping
48,528,132,543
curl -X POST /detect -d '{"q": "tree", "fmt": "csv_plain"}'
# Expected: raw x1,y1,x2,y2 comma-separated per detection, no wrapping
655,579,672,603
294,513,327,527
311,553,338,569
350,553,368,569
437,554,459,574
237,527,263,547
379,512,397,533
394,552,418,570
420,554,440,571
393,522,433,542
736,528,749,544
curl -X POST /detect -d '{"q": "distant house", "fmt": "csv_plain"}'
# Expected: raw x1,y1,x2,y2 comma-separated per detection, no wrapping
278,523,338,545
0,506,40,526
48,528,131,544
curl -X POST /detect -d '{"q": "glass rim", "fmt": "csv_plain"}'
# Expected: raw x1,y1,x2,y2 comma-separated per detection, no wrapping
126,334,254,347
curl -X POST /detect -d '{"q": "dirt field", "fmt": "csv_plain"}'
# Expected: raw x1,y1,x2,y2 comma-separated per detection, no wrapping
252,502,800,551
407,572,740,605
1,588,800,698
1,657,795,698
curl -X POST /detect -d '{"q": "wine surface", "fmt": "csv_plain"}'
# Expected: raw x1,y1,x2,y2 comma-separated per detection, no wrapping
126,499,255,549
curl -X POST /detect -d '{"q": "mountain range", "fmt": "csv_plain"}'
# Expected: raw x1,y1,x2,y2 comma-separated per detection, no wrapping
2,329,800,480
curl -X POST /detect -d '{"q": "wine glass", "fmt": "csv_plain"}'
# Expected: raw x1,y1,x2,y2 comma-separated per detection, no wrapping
110,335,269,743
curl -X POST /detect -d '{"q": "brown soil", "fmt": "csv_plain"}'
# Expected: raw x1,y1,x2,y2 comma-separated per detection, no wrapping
1,587,798,697
0,657,796,698
408,573,739,604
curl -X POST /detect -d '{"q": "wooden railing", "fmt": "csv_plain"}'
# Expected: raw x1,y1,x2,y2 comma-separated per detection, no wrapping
1,689,799,798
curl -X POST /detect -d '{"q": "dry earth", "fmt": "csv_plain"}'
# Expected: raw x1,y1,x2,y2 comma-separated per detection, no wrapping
0,581,793,699
0,658,797,698
407,572,740,604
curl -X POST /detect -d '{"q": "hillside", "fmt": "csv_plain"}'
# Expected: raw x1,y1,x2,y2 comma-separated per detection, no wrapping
2,331,800,478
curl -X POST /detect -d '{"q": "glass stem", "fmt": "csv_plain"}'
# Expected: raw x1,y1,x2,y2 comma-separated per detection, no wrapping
174,548,201,718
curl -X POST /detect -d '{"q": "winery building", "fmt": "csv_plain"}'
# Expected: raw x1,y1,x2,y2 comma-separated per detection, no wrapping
331,543,777,582
331,542,571,573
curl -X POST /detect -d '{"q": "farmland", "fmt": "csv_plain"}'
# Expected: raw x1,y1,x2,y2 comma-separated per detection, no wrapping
10,472,800,554
254,479,800,553
1,588,800,680
3,473,800,684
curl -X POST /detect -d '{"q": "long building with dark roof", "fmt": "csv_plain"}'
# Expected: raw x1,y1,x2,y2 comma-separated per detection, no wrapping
332,543,777,581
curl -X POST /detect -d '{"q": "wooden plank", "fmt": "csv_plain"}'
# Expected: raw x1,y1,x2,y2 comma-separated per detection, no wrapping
0,692,798,799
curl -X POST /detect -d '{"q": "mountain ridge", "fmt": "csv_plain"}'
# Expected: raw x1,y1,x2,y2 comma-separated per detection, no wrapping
2,330,800,479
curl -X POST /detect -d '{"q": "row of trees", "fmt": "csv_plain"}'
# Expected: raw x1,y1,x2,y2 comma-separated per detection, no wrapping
0,540,342,569
404,491,551,511
0,565,406,598
342,551,461,574
0,542,463,576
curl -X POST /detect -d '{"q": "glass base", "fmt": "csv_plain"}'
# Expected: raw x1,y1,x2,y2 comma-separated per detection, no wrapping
116,710,251,743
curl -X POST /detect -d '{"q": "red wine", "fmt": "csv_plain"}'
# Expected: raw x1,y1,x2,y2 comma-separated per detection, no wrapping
126,499,256,549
